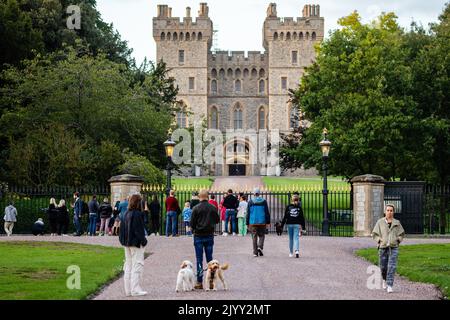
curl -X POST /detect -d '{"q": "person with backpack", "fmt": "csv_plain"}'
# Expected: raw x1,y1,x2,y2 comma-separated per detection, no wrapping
72,192,83,236
246,188,270,257
88,195,100,236
281,193,306,258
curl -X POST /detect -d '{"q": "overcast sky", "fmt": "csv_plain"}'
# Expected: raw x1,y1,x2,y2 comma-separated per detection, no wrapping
96,0,446,65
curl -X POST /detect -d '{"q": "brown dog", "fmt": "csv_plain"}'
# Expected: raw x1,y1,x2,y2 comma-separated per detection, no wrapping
204,259,229,291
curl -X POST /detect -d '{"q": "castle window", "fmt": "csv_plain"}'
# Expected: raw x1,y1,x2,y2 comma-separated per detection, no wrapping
259,80,265,94
186,32,190,41
180,32,184,41
259,69,265,78
289,104,300,129
293,32,297,40
161,32,166,40
281,77,287,90
286,32,291,40
312,32,316,41
219,68,225,78
292,51,298,64
176,102,188,128
243,68,249,77
211,68,217,78
192,32,196,41
189,77,195,90
198,32,202,41
235,80,241,92
274,32,278,41
179,50,185,64
235,68,241,78
251,68,258,78
234,105,243,129
167,32,171,41
173,32,178,41
227,68,233,78
299,32,304,40
258,107,266,130
306,32,310,40
210,106,218,129
211,80,217,93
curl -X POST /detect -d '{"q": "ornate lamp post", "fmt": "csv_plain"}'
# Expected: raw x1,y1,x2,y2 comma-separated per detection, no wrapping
320,128,331,236
164,137,176,197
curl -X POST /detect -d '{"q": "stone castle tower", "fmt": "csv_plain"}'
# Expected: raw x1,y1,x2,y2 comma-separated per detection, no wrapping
153,3,324,176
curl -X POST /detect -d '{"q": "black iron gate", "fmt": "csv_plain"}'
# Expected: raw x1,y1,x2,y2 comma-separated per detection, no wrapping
384,182,425,234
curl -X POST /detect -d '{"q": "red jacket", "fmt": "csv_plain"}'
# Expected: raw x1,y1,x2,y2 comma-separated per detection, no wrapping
166,196,180,213
208,199,218,209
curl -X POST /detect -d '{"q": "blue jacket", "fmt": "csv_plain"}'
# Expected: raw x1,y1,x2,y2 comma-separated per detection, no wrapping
183,208,192,222
246,197,270,226
118,200,129,219
74,198,83,217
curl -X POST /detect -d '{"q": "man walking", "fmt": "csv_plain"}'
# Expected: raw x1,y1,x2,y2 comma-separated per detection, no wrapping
72,192,83,236
3,202,18,236
191,190,220,289
246,188,270,257
222,189,239,236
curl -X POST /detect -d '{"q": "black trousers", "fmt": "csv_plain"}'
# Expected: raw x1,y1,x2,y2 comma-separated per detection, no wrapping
150,214,160,234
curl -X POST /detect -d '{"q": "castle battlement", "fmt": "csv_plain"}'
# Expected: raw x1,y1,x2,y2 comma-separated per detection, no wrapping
210,51,267,64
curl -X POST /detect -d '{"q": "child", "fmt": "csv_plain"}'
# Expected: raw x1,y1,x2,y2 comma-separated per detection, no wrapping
237,194,248,236
182,201,193,236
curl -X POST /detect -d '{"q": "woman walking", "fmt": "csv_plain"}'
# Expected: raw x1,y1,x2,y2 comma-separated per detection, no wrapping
281,193,306,258
48,198,59,236
372,204,405,293
119,194,148,297
57,199,70,236
149,195,161,236
99,198,113,236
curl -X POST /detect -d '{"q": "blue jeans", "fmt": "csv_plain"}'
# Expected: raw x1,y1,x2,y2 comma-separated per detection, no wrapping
287,224,300,254
165,211,177,236
73,216,82,235
193,235,214,284
88,214,97,235
379,247,399,287
225,209,237,234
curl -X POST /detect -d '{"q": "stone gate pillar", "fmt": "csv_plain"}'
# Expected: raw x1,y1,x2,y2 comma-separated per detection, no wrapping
108,174,145,205
351,174,385,237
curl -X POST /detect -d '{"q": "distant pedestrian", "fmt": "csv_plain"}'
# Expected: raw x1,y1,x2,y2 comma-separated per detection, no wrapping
182,201,193,236
372,204,405,293
118,197,129,220
99,198,113,236
111,200,121,236
149,195,161,236
48,198,59,236
141,197,149,235
219,195,227,234
281,193,306,258
237,194,248,236
72,192,83,236
3,202,17,236
246,188,270,257
57,199,69,236
32,218,45,236
165,190,180,237
119,194,148,297
190,192,200,209
191,190,220,289
208,194,218,210
88,195,100,236
222,189,239,236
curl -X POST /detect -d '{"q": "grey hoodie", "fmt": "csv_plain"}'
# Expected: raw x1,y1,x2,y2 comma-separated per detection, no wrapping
4,205,17,222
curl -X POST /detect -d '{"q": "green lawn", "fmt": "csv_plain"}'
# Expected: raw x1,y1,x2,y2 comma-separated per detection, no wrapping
263,176,349,190
356,244,450,299
0,241,124,300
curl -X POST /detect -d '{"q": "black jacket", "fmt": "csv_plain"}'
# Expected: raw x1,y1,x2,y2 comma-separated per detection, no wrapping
149,201,160,217
119,210,148,248
99,202,113,219
281,203,306,229
88,199,99,214
191,200,220,236
222,194,239,210
57,205,69,222
190,198,200,209
48,204,58,221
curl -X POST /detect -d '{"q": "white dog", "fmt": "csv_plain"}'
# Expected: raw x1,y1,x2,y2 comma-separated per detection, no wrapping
175,260,195,292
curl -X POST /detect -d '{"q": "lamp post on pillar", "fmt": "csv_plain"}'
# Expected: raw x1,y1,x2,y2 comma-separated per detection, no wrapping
320,128,331,236
164,137,176,197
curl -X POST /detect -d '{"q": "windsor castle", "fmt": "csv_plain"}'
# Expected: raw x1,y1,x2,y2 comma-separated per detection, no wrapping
153,3,324,176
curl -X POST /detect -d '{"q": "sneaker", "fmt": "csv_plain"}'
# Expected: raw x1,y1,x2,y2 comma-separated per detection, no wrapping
382,280,387,289
257,248,263,257
223,233,228,237
289,253,293,258
194,283,203,290
131,291,147,297
253,254,258,257
232,232,236,236
387,286,393,293
156,232,160,236
295,251,299,258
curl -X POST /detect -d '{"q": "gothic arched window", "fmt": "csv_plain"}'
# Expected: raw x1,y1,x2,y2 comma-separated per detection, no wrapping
161,32,165,40
211,80,217,93
258,107,266,130
235,80,241,92
312,32,316,41
186,32,190,41
234,104,243,130
176,101,188,128
197,32,203,41
210,106,218,129
259,80,265,94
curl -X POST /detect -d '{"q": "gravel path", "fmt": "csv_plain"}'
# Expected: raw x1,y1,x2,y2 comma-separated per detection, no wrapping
211,177,264,192
1,235,448,300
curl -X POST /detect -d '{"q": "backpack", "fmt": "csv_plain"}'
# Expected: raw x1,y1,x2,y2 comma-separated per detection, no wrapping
81,201,89,215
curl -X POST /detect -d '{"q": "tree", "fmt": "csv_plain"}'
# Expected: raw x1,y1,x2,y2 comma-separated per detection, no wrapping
118,151,165,185
282,11,438,182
